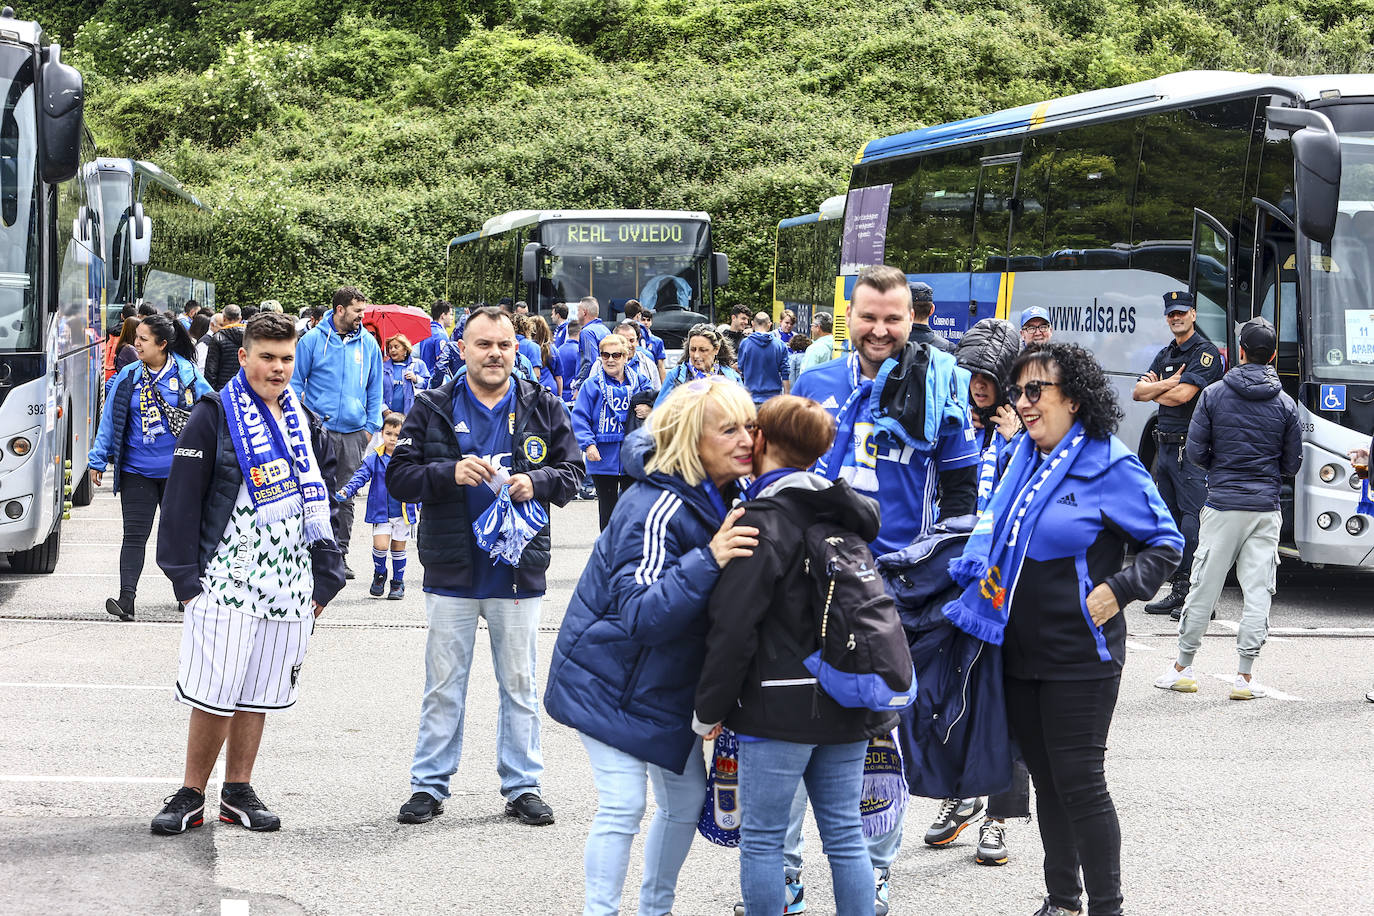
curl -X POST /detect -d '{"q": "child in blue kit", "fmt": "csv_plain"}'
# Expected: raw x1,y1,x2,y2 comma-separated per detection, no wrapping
336,412,420,599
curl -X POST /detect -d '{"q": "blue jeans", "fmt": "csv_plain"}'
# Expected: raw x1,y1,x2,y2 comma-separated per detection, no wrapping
409,595,543,801
580,733,705,916
784,784,904,873
739,738,873,916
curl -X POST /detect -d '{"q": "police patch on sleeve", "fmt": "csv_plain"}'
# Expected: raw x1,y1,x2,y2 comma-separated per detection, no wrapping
523,436,548,464
1200,353,1213,367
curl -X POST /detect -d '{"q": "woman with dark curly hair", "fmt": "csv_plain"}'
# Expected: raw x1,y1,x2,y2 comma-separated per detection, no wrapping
941,343,1182,916
654,323,743,407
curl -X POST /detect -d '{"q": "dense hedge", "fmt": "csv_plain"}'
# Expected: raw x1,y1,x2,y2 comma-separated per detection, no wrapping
21,0,1374,315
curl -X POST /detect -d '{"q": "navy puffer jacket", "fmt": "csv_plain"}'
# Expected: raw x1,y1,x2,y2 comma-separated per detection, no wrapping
1186,364,1302,512
544,430,732,774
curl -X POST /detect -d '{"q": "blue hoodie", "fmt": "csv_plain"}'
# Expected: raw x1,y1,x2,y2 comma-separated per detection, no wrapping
416,320,450,373
544,430,733,773
737,330,789,403
571,369,655,475
291,309,385,434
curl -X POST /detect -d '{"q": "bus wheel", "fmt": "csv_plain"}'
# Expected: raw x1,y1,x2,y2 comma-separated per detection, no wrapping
8,526,60,574
71,466,94,506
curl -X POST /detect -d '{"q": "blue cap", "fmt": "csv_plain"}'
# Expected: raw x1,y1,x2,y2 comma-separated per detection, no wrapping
1020,306,1050,328
909,281,935,303
1164,291,1195,313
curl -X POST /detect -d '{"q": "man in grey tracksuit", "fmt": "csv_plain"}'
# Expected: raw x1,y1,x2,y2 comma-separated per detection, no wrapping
1155,318,1301,700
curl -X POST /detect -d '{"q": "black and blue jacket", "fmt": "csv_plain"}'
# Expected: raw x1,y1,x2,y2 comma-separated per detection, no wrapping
88,355,212,495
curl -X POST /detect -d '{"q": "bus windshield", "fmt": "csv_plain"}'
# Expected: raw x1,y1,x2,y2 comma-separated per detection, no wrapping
1309,132,1374,381
538,218,710,311
98,169,133,309
0,45,38,352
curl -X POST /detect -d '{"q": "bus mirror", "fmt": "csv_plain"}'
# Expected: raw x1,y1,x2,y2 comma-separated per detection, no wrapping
1266,105,1341,245
38,45,84,184
130,204,151,266
522,242,543,284
713,252,729,288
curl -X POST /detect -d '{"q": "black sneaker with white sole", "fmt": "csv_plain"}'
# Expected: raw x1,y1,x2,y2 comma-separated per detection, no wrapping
151,786,205,835
398,791,444,824
924,796,984,845
505,792,554,825
219,783,281,831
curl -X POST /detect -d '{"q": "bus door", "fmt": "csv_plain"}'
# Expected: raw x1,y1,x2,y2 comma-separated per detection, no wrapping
1251,197,1300,545
971,154,1020,337
1190,208,1237,362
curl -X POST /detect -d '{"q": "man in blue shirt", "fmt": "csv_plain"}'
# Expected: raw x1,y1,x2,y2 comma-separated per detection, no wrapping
291,286,385,576
556,320,581,404
791,263,979,913
417,300,454,373
574,296,610,391
738,311,791,404
387,307,583,829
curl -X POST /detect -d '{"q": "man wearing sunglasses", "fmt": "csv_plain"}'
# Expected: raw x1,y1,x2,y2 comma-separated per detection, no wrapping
1132,291,1224,616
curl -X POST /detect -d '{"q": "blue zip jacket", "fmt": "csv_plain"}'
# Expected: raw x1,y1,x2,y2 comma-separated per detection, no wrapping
572,370,655,476
88,354,212,495
383,356,431,415
416,321,449,373
337,447,420,524
291,310,385,435
654,362,743,407
557,340,581,403
544,431,732,774
737,331,789,403
576,319,611,387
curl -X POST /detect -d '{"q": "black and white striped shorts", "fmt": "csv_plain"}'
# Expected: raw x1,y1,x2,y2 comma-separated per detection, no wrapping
174,592,313,717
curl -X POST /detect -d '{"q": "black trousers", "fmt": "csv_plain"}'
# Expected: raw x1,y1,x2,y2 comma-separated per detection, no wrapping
118,472,167,597
591,474,634,531
1005,674,1122,916
986,759,1031,820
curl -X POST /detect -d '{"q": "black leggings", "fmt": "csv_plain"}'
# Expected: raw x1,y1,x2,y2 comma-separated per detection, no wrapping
986,759,1031,820
591,474,633,530
118,472,167,597
1005,675,1122,916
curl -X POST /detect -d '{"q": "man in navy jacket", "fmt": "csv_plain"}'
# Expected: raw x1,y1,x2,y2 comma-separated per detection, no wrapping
1156,318,1301,699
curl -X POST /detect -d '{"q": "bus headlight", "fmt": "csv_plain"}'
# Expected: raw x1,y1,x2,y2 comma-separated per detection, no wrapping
1347,516,1366,536
1351,473,1364,490
1320,463,1341,483
3,501,21,519
1318,512,1339,530
8,437,31,457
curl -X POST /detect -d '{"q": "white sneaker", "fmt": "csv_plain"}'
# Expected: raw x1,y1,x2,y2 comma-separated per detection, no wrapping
1230,675,1267,700
1153,665,1198,693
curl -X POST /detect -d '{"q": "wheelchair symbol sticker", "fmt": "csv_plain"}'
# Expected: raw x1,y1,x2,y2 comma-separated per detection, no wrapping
1321,385,1347,411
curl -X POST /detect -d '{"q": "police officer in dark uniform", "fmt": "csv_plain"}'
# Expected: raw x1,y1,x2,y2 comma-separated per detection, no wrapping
1133,291,1224,614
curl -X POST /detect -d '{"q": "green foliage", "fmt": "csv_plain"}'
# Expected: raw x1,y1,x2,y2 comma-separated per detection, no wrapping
14,0,1374,312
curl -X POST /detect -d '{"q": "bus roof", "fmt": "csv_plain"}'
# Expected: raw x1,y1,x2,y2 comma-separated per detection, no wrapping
777,195,846,229
94,157,206,209
855,71,1374,165
450,208,712,247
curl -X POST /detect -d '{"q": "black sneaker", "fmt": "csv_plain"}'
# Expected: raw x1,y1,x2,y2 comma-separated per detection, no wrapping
151,786,205,835
1170,605,1218,622
924,796,984,845
504,792,554,826
975,817,1008,865
387,580,405,600
1144,579,1187,615
398,791,444,824
369,573,386,597
1033,898,1081,916
344,563,356,580
219,783,281,831
105,594,134,621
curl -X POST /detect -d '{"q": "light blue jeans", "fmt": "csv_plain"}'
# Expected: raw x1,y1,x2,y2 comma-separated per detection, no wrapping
785,784,905,872
409,594,543,801
739,738,873,915
580,733,706,916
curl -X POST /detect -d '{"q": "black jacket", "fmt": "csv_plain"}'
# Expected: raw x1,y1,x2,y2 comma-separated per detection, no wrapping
203,325,246,390
156,391,346,608
1187,364,1302,512
694,473,900,744
386,376,583,595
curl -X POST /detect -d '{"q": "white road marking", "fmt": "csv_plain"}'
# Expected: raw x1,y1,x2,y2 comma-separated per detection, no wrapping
1204,671,1304,702
0,681,163,690
221,900,250,916
1126,640,1156,652
0,774,180,785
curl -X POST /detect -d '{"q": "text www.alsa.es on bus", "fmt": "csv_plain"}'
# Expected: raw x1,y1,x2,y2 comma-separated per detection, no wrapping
1044,304,1139,335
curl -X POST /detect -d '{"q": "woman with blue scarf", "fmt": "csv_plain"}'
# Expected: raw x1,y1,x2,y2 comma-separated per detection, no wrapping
383,334,430,414
655,323,743,407
572,332,656,530
88,315,212,621
545,376,760,916
942,344,1181,916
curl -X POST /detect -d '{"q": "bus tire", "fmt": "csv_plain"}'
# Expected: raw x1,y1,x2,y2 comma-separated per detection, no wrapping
71,466,94,506
8,526,60,574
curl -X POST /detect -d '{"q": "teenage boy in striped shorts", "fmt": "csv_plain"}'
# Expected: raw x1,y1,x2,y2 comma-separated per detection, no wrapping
152,312,346,835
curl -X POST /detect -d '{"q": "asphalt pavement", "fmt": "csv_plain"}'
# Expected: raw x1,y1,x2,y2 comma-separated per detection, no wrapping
3,486,1373,915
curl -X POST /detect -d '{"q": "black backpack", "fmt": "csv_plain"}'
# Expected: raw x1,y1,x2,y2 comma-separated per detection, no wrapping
799,521,916,711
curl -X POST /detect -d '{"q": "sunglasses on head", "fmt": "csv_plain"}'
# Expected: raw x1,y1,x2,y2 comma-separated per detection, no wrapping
1006,380,1059,404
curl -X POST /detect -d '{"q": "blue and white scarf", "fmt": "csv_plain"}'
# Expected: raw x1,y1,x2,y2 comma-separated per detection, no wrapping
223,370,332,543
942,423,1089,645
473,484,549,566
137,361,174,444
975,428,1012,512
860,731,907,838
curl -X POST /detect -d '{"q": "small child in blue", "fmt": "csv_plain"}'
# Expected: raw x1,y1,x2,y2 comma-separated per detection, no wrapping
336,413,420,599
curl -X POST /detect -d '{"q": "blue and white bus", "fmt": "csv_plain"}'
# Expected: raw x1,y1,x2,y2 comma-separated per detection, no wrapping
839,70,1374,566
0,11,103,573
773,194,844,331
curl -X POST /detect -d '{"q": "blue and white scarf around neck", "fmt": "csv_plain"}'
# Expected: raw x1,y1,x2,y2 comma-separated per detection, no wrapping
223,370,332,544
942,423,1088,645
137,361,174,444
